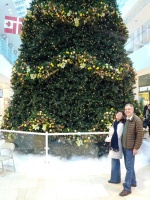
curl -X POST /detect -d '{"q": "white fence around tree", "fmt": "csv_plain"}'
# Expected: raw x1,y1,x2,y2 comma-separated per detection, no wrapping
0,129,109,163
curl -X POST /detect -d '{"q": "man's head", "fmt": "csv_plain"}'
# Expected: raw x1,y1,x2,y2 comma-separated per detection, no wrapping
148,104,150,110
125,104,134,118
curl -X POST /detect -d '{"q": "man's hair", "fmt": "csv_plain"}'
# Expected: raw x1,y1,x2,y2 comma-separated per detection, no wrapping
125,103,134,109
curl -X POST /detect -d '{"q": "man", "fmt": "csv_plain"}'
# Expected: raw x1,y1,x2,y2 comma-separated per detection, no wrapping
143,104,148,118
145,104,150,136
119,104,143,197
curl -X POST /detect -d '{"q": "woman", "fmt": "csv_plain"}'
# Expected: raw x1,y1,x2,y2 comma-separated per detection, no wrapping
105,110,125,183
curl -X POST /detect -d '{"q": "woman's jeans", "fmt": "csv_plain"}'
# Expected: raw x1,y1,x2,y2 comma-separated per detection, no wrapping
123,148,136,191
110,158,121,183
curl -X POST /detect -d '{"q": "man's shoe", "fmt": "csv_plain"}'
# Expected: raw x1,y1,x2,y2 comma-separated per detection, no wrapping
119,190,131,196
108,180,120,184
123,183,137,187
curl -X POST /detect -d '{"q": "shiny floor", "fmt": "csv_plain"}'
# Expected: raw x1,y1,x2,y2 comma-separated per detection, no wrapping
0,165,150,200
0,134,150,200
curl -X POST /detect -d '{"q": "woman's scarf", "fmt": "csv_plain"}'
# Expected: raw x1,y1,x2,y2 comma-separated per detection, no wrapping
110,120,120,152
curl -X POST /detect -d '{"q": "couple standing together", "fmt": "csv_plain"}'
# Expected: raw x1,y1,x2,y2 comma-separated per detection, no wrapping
105,103,143,197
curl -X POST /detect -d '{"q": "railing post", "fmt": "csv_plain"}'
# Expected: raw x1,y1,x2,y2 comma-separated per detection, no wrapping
45,131,49,164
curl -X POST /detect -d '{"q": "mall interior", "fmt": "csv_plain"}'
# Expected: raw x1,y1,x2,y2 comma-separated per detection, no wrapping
0,0,150,200
0,0,150,119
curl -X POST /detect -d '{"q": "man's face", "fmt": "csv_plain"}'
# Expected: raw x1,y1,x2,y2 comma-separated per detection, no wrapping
125,105,134,118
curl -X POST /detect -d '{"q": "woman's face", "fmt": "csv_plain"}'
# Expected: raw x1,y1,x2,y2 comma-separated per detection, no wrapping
116,112,123,121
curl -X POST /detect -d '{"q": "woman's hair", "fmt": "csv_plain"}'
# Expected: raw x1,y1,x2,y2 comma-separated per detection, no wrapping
117,110,126,124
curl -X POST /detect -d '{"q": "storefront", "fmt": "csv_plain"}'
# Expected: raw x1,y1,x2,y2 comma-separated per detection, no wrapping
138,73,150,106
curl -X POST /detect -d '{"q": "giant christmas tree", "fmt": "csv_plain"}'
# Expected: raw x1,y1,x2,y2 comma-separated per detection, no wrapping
2,0,141,156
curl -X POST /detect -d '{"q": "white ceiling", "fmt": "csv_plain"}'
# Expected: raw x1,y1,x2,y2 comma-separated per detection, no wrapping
123,0,150,35
0,0,23,55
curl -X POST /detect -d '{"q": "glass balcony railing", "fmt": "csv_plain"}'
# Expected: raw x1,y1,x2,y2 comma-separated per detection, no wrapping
125,19,150,53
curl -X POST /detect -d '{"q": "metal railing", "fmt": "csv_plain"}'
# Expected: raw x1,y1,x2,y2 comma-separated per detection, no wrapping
0,129,109,163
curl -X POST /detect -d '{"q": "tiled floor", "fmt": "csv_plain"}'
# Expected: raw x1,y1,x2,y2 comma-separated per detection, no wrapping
0,164,150,200
0,134,150,200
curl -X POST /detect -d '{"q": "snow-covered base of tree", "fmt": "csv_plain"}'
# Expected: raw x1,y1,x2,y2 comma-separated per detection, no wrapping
13,140,150,178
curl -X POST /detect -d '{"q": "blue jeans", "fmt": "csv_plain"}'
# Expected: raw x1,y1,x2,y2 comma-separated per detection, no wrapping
110,158,121,183
123,148,136,191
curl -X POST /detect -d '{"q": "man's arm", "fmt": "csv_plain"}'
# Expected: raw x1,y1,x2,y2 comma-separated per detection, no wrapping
134,118,143,150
